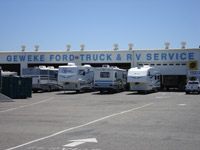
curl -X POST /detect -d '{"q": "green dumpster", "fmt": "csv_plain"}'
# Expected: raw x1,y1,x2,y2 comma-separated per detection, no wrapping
2,77,32,99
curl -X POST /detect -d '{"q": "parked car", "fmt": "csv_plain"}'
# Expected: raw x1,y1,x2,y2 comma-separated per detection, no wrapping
185,80,200,94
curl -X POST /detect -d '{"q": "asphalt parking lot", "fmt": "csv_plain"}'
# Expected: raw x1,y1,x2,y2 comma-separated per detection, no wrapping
0,91,200,150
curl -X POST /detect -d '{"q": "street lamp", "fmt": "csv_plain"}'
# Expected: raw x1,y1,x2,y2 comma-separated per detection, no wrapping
35,45,39,51
66,45,71,51
21,45,26,52
114,44,118,50
129,43,133,50
80,44,85,51
165,42,170,49
181,42,186,49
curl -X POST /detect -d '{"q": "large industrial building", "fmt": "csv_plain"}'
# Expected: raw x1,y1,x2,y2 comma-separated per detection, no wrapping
0,43,200,90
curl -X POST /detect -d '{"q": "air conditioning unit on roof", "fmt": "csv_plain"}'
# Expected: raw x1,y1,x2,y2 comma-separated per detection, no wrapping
102,65,110,68
68,63,76,66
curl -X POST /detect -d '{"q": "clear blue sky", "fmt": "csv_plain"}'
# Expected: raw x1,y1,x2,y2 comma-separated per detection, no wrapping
0,0,199,51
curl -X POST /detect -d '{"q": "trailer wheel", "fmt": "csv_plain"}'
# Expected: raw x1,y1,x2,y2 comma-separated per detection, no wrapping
121,85,125,91
32,90,38,93
76,90,80,93
186,92,190,94
109,90,114,94
48,86,51,92
116,86,120,93
91,87,95,92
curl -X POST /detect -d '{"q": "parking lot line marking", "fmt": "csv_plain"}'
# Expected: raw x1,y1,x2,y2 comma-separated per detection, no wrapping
178,93,185,96
5,102,153,150
156,97,163,99
0,97,54,113
178,104,186,106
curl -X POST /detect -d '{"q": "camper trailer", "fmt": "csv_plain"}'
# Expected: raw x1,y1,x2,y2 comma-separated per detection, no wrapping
58,63,94,93
22,66,60,92
127,66,161,93
94,65,127,93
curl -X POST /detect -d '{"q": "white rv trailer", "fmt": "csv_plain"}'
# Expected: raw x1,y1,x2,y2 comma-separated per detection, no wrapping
94,65,127,93
58,63,94,92
22,66,60,92
127,66,161,93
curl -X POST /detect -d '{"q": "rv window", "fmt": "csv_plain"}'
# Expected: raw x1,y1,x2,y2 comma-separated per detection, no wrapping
123,73,126,79
35,69,40,75
61,68,75,74
79,70,85,76
100,72,110,78
115,72,117,78
49,70,57,78
22,69,34,75
40,70,48,75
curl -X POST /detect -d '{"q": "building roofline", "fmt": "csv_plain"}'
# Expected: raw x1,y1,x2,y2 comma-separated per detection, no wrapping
0,48,199,53
133,48,200,51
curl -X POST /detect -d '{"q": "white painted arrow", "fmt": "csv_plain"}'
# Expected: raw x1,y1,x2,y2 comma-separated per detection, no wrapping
64,138,98,147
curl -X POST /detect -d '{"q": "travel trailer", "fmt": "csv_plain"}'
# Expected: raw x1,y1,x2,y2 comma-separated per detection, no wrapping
22,66,60,92
58,63,94,93
127,66,161,93
94,65,127,93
